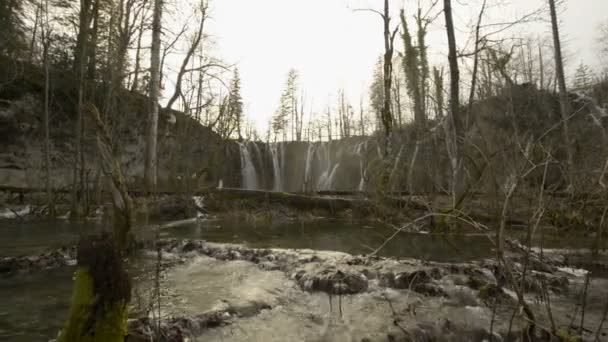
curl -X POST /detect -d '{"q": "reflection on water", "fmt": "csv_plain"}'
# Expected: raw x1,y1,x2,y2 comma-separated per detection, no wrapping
0,219,103,257
0,267,73,341
163,219,496,262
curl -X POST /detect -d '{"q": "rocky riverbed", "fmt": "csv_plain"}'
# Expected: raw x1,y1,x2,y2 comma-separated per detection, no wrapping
124,239,608,342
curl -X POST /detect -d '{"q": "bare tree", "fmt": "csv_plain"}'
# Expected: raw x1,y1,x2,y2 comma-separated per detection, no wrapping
548,0,574,189
444,0,464,207
144,0,163,189
41,0,55,217
165,1,208,111
355,0,399,157
467,0,488,114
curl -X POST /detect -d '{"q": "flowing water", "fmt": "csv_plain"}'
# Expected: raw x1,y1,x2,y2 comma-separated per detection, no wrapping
0,218,605,341
237,142,258,190
0,267,73,341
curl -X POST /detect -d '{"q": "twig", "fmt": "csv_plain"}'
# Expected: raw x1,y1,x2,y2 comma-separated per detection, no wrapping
381,293,410,338
580,272,591,338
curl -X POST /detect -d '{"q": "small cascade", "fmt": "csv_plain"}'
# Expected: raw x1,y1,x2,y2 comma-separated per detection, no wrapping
318,163,340,190
354,140,368,192
250,141,265,183
192,196,207,218
358,167,367,192
303,142,315,192
237,142,258,190
270,143,282,191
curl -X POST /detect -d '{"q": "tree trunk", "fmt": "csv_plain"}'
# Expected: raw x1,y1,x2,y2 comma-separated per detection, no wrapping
131,10,146,92
444,0,462,139
71,0,93,220
57,235,131,342
548,0,574,189
87,0,100,82
467,0,487,115
381,0,396,158
42,2,55,217
87,104,135,250
144,0,163,190
444,0,465,207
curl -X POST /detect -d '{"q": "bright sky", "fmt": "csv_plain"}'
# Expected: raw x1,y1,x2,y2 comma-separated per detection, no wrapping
202,0,608,132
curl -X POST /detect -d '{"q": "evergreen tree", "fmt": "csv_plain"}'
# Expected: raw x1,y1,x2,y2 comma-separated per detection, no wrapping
273,69,299,141
573,62,592,89
228,68,244,140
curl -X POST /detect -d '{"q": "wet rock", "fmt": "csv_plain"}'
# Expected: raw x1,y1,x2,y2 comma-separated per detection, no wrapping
292,267,369,295
477,284,513,305
126,300,272,341
0,247,76,275
0,257,19,273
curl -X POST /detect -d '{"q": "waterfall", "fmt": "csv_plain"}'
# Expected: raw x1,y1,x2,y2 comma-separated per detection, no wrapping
358,167,367,192
314,142,332,191
318,163,340,190
238,142,258,190
303,142,315,192
250,141,265,183
270,143,282,191
355,140,368,192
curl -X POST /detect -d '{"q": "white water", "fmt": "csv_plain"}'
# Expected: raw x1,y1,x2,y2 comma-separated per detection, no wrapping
0,205,31,219
270,143,282,191
303,142,315,192
238,142,258,190
354,141,368,192
317,163,340,191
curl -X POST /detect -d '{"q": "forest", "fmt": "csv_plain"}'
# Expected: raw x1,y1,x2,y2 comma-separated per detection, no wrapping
1,0,608,341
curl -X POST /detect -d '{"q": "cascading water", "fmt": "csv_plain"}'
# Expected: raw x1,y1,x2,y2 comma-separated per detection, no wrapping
250,141,265,183
238,142,258,190
303,142,315,192
270,143,282,191
354,140,368,192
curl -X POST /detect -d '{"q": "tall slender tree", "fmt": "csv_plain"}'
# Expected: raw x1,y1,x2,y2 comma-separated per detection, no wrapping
228,68,244,140
548,0,574,188
144,0,163,189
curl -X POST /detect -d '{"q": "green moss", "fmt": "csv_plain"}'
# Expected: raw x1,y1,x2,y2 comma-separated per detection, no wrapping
478,284,503,301
556,328,581,342
58,267,128,342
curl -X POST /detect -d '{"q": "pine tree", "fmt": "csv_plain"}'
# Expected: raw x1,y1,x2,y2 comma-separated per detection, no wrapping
573,62,592,89
273,69,299,141
228,68,244,140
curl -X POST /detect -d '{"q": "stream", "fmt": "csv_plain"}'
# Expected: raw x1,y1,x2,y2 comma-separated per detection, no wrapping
0,218,605,341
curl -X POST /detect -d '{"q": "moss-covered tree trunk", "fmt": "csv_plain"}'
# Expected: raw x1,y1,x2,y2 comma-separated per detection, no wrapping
59,104,135,340
58,236,131,342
